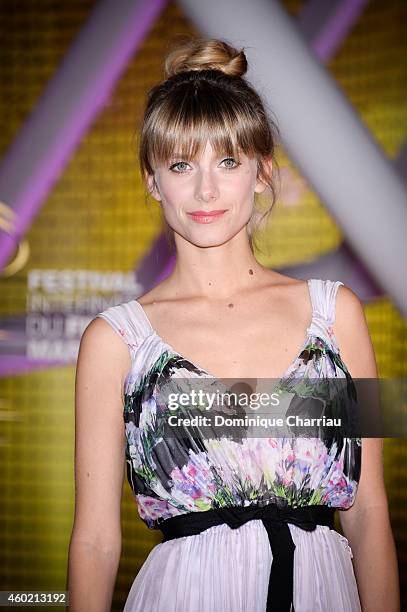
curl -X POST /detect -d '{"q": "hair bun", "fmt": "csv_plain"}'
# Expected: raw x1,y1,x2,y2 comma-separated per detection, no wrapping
164,37,248,79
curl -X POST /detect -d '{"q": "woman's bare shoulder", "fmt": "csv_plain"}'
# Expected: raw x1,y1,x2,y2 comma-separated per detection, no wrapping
334,283,368,336
260,271,309,305
333,283,378,378
78,316,132,386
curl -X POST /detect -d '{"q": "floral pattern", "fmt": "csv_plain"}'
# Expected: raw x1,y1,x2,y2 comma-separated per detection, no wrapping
123,336,362,530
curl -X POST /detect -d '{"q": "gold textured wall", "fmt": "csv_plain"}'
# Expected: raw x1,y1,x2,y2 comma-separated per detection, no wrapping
0,1,405,609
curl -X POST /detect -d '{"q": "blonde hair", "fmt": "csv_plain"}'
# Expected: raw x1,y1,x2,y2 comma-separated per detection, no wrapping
138,36,281,253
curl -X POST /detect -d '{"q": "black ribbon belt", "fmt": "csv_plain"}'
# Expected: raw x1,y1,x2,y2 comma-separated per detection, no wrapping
159,503,335,612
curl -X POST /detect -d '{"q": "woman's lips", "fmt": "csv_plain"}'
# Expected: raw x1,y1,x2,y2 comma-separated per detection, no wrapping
187,210,227,224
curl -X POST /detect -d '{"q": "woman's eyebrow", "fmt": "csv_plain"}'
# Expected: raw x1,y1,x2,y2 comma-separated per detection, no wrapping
170,152,240,159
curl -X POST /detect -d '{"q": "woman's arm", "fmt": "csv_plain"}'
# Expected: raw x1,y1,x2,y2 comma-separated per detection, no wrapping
334,285,400,612
67,318,131,611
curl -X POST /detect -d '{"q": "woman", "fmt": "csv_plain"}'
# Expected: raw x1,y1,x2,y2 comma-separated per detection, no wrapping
67,38,400,611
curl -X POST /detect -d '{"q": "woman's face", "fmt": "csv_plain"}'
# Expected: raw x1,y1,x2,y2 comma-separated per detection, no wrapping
147,140,269,248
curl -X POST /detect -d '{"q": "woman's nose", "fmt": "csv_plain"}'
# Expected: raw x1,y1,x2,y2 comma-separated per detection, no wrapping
195,171,219,202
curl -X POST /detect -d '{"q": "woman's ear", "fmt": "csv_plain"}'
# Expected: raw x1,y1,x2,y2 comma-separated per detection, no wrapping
254,157,273,194
146,173,162,202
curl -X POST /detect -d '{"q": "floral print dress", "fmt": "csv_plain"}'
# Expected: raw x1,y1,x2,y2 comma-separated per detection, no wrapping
96,278,362,612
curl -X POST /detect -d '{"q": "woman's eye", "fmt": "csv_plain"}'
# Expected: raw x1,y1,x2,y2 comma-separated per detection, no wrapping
221,157,240,169
169,161,190,173
169,158,240,173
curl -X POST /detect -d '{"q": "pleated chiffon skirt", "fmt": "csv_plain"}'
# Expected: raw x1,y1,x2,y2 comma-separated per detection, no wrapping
123,521,362,612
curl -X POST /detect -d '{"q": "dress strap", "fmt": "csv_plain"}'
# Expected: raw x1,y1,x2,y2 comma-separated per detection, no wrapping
307,279,344,345
95,300,150,350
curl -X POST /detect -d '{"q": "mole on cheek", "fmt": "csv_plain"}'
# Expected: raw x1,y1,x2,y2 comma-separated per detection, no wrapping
248,269,253,275
228,303,234,308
